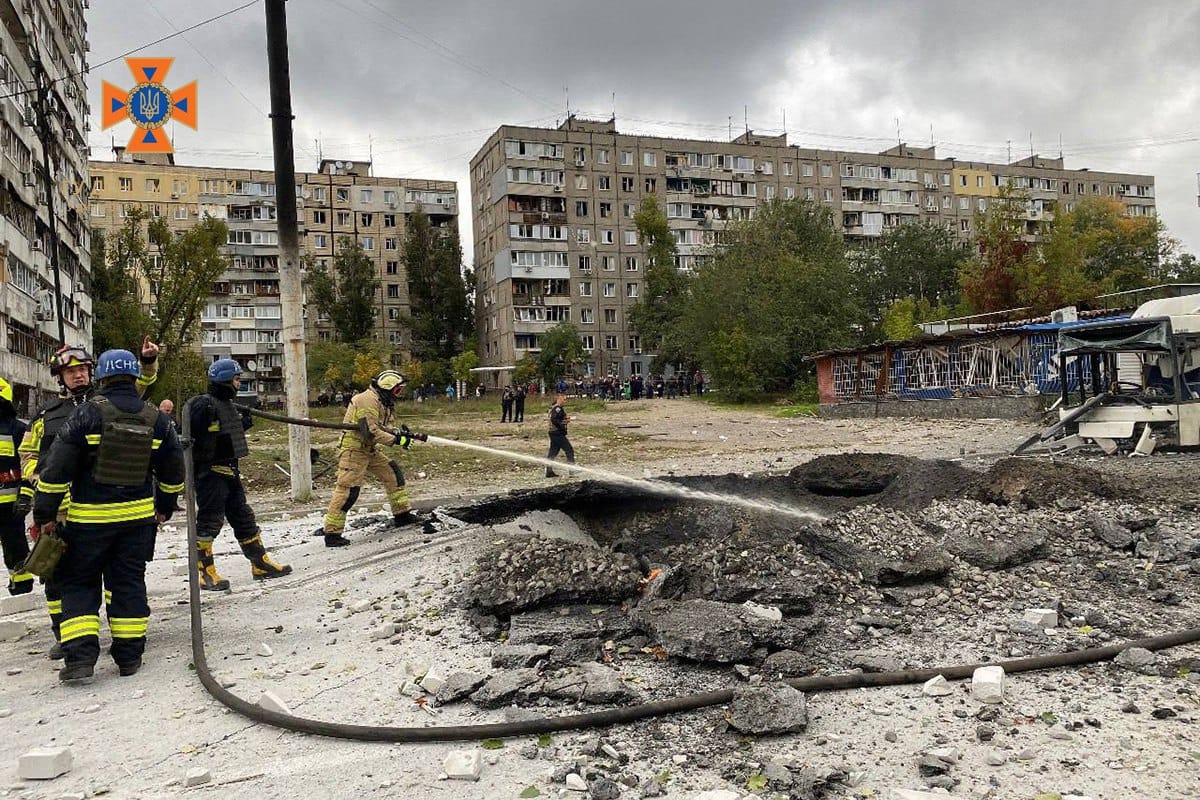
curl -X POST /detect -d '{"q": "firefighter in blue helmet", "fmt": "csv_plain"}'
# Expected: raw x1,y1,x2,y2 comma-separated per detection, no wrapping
186,358,291,590
0,377,34,595
32,350,184,683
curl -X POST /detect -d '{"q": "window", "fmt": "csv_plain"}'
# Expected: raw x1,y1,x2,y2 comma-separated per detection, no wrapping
91,176,105,191
361,213,374,227
603,282,616,297
820,164,832,178
314,234,328,248
622,230,637,246
643,152,656,167
336,211,351,226
576,228,591,244
604,335,618,350
579,281,592,296
959,197,969,211
575,200,589,217
597,149,609,165
644,178,656,193
383,190,398,204
626,283,639,298
599,202,611,218
604,308,617,324
822,188,833,202
388,308,400,321
581,334,595,349
761,161,773,175
942,174,951,186
312,210,326,224
959,175,967,187
804,187,814,200
629,335,641,352
598,176,611,191
336,188,349,202
764,185,776,200
976,176,985,188
579,256,592,272
621,177,635,192
960,219,970,232
360,189,373,203
783,162,793,177
312,186,327,202
387,284,399,298
623,203,636,218
119,177,132,192
602,256,615,271
602,229,614,244
90,203,105,217
625,256,638,271
575,174,588,190
383,213,396,227
976,198,987,212
361,236,375,250
620,151,633,166
942,196,951,209
386,261,398,274
384,237,398,250
146,178,160,192
174,205,188,220
783,187,795,200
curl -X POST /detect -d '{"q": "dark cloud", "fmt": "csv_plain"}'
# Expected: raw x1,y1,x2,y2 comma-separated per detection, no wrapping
87,0,1200,255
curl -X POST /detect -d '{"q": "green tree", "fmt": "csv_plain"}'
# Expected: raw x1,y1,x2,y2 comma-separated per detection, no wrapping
404,209,474,362
1165,251,1200,282
306,340,356,394
512,355,539,387
450,350,479,384
677,199,858,400
307,237,379,342
855,221,968,338
535,323,585,387
1048,196,1169,293
959,187,1035,313
90,229,152,353
879,296,952,341
628,195,691,369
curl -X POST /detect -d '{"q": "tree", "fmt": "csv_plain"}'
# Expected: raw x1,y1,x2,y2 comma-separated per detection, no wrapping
879,296,952,341
512,355,539,388
1045,197,1169,293
450,350,478,385
628,195,691,369
959,188,1035,313
90,229,152,353
404,209,474,363
306,340,356,394
855,221,968,337
676,199,858,400
306,237,379,342
535,323,586,387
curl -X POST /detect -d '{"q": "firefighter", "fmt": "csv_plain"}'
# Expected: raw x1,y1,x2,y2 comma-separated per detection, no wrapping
0,377,34,595
318,370,428,547
187,358,291,590
32,349,184,683
19,340,159,659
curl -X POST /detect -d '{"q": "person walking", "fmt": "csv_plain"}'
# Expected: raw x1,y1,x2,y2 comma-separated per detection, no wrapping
500,384,514,423
514,383,526,423
318,371,428,547
0,377,33,596
31,350,184,683
186,359,291,591
544,392,575,478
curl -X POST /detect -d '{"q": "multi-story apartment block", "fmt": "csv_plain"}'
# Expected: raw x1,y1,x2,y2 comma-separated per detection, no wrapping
89,153,457,404
470,117,1156,382
0,0,92,414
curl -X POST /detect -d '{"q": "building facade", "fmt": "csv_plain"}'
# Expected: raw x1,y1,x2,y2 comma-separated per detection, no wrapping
0,0,92,415
469,117,1156,382
89,153,457,404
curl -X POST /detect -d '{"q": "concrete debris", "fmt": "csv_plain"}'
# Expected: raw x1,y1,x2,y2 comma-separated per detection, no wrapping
564,772,587,791
17,746,73,780
469,668,540,708
257,642,274,657
0,592,41,615
1022,608,1058,628
541,661,631,704
741,600,782,622
0,619,26,641
1113,646,1156,670
492,508,599,549
442,749,482,781
727,683,808,735
760,649,811,678
691,791,742,800
491,643,552,668
256,691,291,715
1089,514,1139,549
184,767,212,787
971,665,1006,704
433,671,487,705
418,667,447,695
631,598,812,663
889,791,955,800
922,674,953,697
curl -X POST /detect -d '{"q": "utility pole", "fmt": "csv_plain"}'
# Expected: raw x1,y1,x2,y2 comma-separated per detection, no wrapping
31,50,66,346
265,0,312,499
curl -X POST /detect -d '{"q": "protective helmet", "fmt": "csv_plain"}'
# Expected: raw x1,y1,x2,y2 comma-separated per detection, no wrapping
208,358,243,383
94,349,141,381
0,377,12,404
50,345,95,377
372,370,407,397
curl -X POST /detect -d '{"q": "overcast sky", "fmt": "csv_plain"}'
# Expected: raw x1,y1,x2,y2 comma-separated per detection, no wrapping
87,0,1200,259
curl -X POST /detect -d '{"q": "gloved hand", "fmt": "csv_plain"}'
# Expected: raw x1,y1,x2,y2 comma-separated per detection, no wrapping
36,520,56,540
395,427,412,449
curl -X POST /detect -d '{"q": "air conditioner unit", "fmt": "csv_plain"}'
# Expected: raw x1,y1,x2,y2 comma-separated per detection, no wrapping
540,212,550,221
1050,306,1078,324
552,185,563,192
266,342,278,350
755,166,764,173
574,159,585,167
31,240,43,251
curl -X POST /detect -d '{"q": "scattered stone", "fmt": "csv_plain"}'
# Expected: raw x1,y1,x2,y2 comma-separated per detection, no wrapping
83,704,101,714
631,599,813,663
588,777,622,799
349,599,372,614
491,644,552,668
1113,647,1156,670
741,601,783,622
985,751,1008,766
17,746,73,780
917,755,950,776
691,791,741,800
976,724,995,742
542,662,631,704
469,669,540,708
760,650,811,677
565,772,588,791
971,665,1006,704
419,668,448,695
891,791,959,800
1120,701,1140,714
184,768,212,787
256,691,291,715
1151,707,1177,719
0,619,25,641
434,671,487,705
848,650,905,673
1022,609,1058,628
1090,515,1139,549
922,674,953,697
442,750,482,781
257,642,273,658
884,730,899,743
727,683,808,735
927,747,959,764
370,623,396,640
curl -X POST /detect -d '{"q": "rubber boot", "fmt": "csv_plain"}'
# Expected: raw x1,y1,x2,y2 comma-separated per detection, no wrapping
7,574,33,595
324,533,351,547
239,535,292,580
47,641,64,660
197,542,230,591
59,662,95,684
117,657,142,677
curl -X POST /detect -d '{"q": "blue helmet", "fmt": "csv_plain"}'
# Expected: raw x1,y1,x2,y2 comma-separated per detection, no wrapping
94,349,141,380
208,358,243,383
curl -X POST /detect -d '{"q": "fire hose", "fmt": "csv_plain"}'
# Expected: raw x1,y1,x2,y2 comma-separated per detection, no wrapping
183,410,1200,742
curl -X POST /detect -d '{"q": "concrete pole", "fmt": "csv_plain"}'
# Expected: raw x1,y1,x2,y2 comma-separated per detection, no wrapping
265,0,312,499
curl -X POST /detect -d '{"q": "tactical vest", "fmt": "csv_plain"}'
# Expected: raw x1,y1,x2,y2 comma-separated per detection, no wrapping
212,396,249,460
0,417,21,489
91,396,159,487
38,396,84,459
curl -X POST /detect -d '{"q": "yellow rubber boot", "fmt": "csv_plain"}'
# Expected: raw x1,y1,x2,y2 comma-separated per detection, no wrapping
197,542,230,591
239,535,293,581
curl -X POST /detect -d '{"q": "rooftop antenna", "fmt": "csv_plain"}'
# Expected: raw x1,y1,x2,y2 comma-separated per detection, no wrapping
1058,133,1063,160
1007,139,1012,163
895,117,901,148
781,107,786,135
368,134,373,169
564,85,570,121
744,105,749,137
1029,132,1034,160
728,115,732,141
315,137,321,164
929,123,934,148
611,91,616,121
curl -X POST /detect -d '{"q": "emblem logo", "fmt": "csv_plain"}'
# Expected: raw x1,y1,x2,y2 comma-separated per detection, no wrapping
101,58,197,154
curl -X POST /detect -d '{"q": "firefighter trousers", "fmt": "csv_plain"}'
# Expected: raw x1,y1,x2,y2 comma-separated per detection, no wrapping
0,503,32,588
322,449,409,533
196,472,258,545
55,523,155,668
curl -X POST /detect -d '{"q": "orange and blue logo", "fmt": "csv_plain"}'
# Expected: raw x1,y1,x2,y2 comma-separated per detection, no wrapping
101,58,196,154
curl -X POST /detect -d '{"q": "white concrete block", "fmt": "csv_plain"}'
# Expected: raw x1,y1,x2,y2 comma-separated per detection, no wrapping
442,749,481,781
0,619,26,641
370,623,395,640
971,665,1006,704
1022,608,1058,627
399,681,425,699
419,668,447,695
1,592,41,615
184,767,212,787
256,691,291,715
17,746,73,780
741,601,783,622
926,747,959,764
889,790,953,799
922,674,953,696
565,773,588,791
173,563,191,576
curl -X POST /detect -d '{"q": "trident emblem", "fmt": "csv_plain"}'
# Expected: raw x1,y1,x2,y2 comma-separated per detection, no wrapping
101,58,197,154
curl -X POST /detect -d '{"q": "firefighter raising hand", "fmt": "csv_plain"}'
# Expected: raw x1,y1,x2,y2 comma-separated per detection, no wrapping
141,336,160,362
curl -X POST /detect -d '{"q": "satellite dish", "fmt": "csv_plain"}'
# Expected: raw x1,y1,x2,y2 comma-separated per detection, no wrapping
334,161,343,169
246,359,258,372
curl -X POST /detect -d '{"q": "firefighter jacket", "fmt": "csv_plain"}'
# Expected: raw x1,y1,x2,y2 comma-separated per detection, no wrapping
187,383,251,477
32,379,184,529
548,403,569,435
338,387,398,454
0,414,29,506
19,358,158,491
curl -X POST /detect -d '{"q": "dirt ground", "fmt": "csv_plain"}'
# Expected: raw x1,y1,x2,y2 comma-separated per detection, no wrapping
2,397,1197,800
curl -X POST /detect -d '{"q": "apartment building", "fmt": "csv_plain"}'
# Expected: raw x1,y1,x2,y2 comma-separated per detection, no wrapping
469,117,1156,381
0,0,92,414
89,153,457,403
